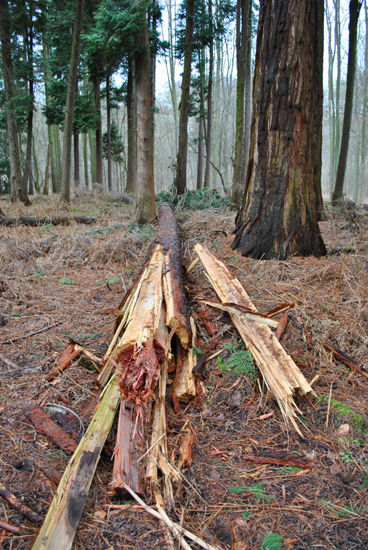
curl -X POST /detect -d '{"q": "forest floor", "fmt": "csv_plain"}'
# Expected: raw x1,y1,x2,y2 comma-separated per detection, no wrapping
0,194,367,550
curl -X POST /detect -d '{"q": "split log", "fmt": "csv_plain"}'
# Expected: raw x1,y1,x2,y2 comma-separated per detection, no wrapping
195,244,315,434
24,406,78,454
153,203,191,348
0,482,43,523
31,376,121,550
0,215,96,226
108,401,141,497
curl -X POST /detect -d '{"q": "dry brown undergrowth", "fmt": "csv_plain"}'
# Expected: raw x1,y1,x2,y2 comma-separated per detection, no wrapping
0,195,367,550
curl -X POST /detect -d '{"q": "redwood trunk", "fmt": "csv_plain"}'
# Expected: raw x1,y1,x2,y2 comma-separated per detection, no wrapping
175,0,195,195
134,13,156,223
233,0,326,259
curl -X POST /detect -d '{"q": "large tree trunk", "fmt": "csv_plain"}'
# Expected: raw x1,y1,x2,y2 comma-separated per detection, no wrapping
60,0,84,202
134,11,156,223
332,0,362,202
0,0,30,206
231,0,250,207
233,0,326,259
94,75,103,186
126,57,137,195
175,0,195,195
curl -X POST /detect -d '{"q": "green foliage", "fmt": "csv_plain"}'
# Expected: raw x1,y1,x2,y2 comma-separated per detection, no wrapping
218,342,256,378
83,333,103,339
317,396,367,432
102,120,125,164
157,186,229,211
260,533,284,550
358,472,368,490
229,483,274,501
60,278,77,285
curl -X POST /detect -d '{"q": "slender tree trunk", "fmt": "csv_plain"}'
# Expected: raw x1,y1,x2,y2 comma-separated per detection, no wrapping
332,0,362,202
106,74,113,192
196,117,204,190
134,11,156,223
94,75,103,186
150,0,157,131
231,0,250,206
175,0,195,195
32,136,40,192
24,19,34,195
0,0,30,205
44,143,52,195
83,133,89,188
203,0,214,189
334,0,342,179
43,33,61,193
165,0,178,150
233,0,326,259
126,57,137,194
89,130,97,183
54,125,62,191
326,5,336,197
60,0,84,202
358,0,368,205
74,131,80,187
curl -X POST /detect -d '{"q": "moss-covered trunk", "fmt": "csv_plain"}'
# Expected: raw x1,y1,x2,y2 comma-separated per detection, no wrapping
233,0,326,259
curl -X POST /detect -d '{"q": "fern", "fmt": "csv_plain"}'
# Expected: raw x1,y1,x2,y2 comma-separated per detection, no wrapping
229,483,274,501
219,342,256,378
260,533,284,550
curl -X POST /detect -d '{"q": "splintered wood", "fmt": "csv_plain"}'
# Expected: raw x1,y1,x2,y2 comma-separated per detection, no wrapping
195,244,315,434
101,203,196,497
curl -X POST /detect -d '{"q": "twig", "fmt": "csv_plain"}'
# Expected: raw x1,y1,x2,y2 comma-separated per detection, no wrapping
0,520,21,534
0,322,62,345
137,432,166,463
0,482,43,522
326,383,333,428
119,481,222,550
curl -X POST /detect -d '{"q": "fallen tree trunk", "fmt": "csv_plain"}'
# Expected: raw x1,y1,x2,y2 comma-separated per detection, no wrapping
195,244,315,435
31,376,121,550
0,215,97,226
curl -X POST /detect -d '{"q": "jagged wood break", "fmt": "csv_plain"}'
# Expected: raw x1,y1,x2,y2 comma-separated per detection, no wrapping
195,244,315,435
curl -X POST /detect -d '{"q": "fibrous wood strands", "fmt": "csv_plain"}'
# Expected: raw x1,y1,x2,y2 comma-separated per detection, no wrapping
100,203,195,496
195,244,315,435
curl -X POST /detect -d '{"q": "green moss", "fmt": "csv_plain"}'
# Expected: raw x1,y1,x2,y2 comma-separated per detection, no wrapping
317,396,367,432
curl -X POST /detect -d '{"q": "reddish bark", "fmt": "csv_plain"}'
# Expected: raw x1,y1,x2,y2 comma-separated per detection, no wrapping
24,406,78,455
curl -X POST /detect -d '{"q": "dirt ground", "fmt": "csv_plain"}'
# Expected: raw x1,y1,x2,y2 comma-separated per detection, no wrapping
0,194,367,550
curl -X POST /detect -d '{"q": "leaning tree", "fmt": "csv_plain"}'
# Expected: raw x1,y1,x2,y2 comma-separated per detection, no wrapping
233,0,326,259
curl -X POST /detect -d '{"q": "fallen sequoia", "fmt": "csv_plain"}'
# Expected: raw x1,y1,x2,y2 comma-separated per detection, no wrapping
0,215,97,226
32,203,200,550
